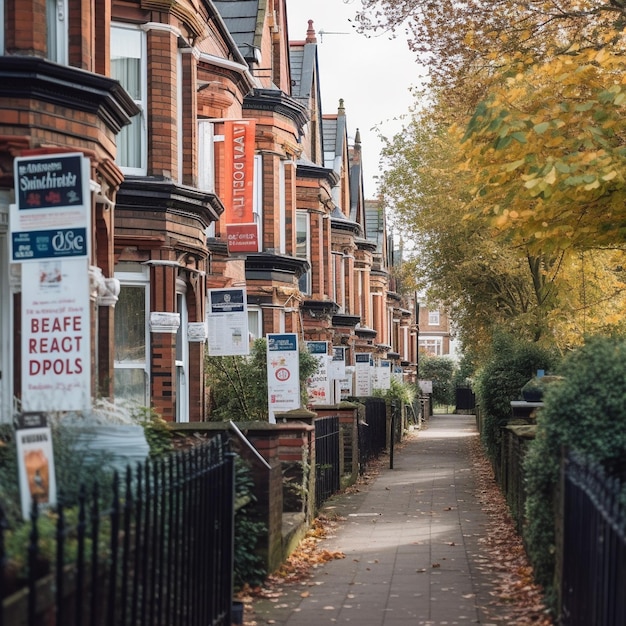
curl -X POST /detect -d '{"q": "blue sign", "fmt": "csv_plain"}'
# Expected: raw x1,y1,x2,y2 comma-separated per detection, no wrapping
268,333,298,351
306,341,328,354
15,154,84,210
11,228,88,261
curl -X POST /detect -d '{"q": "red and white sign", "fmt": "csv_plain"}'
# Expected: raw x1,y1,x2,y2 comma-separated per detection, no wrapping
21,259,91,411
223,120,255,224
226,223,259,253
223,120,257,253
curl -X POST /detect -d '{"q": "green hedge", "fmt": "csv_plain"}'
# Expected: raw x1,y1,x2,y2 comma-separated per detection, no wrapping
524,334,626,607
474,331,558,463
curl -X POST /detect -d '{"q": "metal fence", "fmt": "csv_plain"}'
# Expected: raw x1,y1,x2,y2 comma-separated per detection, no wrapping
455,386,476,412
314,416,340,510
560,452,626,626
1,434,235,626
358,398,387,475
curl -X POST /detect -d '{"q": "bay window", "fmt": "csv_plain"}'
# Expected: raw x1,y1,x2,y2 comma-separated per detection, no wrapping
111,24,147,174
114,267,149,406
296,211,311,294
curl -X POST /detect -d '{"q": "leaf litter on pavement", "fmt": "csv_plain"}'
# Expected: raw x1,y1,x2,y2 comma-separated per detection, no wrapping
240,431,553,625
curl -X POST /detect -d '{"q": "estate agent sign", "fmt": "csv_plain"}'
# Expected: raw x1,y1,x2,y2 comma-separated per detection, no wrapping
267,333,300,423
11,152,92,412
11,153,90,262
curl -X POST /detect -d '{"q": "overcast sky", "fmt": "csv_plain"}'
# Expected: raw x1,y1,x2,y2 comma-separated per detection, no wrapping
286,0,426,198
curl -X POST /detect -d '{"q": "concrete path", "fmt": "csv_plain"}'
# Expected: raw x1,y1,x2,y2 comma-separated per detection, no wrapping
249,413,523,626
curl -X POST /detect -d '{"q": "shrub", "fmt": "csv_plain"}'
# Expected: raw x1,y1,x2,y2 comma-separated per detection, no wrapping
372,377,416,406
233,457,267,589
473,331,559,463
418,354,456,407
206,338,319,421
524,334,626,605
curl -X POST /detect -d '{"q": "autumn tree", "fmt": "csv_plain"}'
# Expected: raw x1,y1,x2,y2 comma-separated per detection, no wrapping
354,0,626,97
379,96,568,354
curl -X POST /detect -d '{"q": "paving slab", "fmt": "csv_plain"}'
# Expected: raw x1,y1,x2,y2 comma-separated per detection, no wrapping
249,413,518,626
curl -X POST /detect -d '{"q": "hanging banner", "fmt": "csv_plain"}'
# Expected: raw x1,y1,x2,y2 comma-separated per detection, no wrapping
306,341,330,406
267,333,300,423
223,120,257,253
21,259,91,411
207,288,249,356
355,353,372,396
15,412,57,520
11,152,90,262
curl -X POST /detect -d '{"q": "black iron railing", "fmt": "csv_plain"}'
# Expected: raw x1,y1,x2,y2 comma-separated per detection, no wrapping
1,434,235,626
561,452,626,626
358,398,387,475
314,416,340,510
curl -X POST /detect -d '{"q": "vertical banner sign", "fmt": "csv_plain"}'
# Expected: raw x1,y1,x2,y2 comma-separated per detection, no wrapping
207,288,249,356
329,346,346,379
15,413,57,520
376,360,392,391
305,341,330,406
267,333,300,423
338,366,355,401
11,153,90,261
223,120,258,253
355,353,372,396
21,260,91,411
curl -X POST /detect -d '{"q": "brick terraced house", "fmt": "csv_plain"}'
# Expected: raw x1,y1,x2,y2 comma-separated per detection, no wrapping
0,0,419,424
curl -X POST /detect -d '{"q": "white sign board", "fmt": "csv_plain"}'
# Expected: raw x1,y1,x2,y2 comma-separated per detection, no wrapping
355,353,372,396
374,360,391,391
15,413,57,520
21,259,91,411
306,341,330,406
267,333,300,423
419,380,433,394
207,288,249,356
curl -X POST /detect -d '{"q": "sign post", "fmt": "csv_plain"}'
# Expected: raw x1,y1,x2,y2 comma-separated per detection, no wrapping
267,333,300,423
10,152,91,412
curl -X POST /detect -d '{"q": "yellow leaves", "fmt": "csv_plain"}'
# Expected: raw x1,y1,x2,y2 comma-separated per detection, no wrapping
544,167,557,185
503,158,526,172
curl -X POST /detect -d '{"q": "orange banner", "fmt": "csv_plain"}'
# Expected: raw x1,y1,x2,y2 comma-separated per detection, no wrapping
223,120,256,224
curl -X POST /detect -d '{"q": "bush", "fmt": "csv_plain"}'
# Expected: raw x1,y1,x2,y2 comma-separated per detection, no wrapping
524,334,626,605
473,331,559,463
206,338,319,421
233,457,267,589
418,354,456,407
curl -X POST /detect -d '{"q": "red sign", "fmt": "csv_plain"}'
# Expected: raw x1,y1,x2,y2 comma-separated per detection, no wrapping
227,223,259,253
223,120,256,224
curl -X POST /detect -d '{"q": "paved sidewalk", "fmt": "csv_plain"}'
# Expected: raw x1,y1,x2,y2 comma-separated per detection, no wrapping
249,413,519,626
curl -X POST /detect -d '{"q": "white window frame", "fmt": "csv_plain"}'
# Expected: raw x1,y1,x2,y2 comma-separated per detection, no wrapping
254,154,263,248
419,337,443,356
198,120,215,192
296,211,311,294
278,160,286,254
0,0,5,54
111,23,147,175
428,309,440,325
0,230,10,422
177,50,183,183
175,284,189,423
113,265,150,406
47,0,68,64
248,306,262,341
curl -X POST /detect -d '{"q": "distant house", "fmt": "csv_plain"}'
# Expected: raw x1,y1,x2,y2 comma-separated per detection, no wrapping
418,305,457,359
